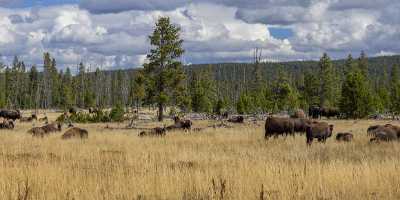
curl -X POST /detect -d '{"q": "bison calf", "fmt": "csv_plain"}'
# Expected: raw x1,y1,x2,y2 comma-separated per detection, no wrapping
62,127,89,139
336,133,353,142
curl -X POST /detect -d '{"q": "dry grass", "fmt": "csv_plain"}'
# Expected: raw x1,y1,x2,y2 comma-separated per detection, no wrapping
1,112,400,199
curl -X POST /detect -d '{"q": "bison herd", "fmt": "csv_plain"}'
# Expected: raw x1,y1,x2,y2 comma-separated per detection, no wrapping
0,109,88,140
2,108,400,145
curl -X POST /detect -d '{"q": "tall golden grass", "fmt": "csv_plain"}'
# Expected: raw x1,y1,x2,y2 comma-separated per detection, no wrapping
1,113,400,199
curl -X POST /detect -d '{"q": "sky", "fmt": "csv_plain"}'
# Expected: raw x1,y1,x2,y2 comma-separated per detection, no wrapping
0,0,399,70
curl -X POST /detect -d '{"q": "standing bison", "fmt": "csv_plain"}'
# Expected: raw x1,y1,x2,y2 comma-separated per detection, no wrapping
265,117,295,139
0,110,21,121
139,127,167,137
306,122,334,145
0,120,14,130
292,118,313,134
291,109,306,119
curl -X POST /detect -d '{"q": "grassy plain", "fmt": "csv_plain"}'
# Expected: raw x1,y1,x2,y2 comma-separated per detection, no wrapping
0,111,400,199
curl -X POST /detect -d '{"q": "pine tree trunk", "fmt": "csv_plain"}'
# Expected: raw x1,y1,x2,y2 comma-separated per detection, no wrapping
158,102,164,122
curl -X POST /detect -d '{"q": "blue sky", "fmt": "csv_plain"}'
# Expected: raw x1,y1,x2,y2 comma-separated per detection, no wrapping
0,0,399,69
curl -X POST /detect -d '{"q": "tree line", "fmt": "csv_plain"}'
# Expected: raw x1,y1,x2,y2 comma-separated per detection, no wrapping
1,17,400,120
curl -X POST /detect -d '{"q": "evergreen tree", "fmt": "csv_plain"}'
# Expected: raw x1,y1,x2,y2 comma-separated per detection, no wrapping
143,17,185,121
189,67,216,113
390,64,400,116
131,70,146,111
319,53,339,107
340,64,373,118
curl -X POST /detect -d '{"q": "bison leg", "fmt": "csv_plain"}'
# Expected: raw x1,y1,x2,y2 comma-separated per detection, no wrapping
307,137,313,145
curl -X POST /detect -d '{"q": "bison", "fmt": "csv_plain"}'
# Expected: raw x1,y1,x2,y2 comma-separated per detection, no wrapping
321,107,340,119
0,120,14,129
0,110,21,121
309,106,321,119
27,123,62,137
368,124,400,142
62,127,89,139
167,117,193,131
228,116,245,123
27,127,47,137
291,109,306,119
265,117,295,139
306,122,334,145
139,127,166,137
336,133,353,142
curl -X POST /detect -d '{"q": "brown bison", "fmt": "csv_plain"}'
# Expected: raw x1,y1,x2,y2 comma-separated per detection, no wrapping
291,109,306,119
228,116,245,123
62,127,89,139
0,110,21,121
139,127,166,137
306,122,334,145
265,117,295,139
336,133,353,142
27,123,62,137
28,127,47,137
320,107,340,119
368,124,400,142
167,117,193,131
20,114,38,122
0,120,14,129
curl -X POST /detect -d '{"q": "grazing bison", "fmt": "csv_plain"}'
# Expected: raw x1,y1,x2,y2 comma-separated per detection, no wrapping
62,127,89,139
306,122,334,145
336,133,353,142
20,114,38,122
291,109,306,119
0,120,14,129
265,117,295,139
0,110,21,121
228,116,245,123
368,124,400,142
139,127,166,137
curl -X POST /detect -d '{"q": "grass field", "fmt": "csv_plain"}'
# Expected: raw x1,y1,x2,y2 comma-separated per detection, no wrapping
1,112,400,199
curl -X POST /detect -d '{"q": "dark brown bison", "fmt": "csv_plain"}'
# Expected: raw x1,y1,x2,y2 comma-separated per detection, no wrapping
291,109,306,119
228,116,245,123
336,133,353,142
265,117,295,139
368,124,400,142
320,107,340,119
42,123,62,133
368,124,400,138
168,117,193,131
20,114,38,122
370,131,398,142
27,127,46,137
0,120,14,129
27,123,62,137
306,122,334,145
309,106,321,119
62,127,88,139
0,110,21,121
139,127,166,137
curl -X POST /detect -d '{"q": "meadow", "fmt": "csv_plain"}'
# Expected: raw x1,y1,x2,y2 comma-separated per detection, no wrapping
0,112,400,200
